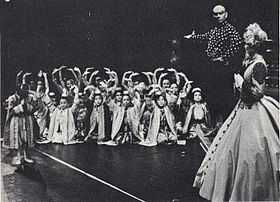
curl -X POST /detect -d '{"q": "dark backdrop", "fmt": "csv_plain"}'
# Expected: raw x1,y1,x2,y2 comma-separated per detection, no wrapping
1,0,279,97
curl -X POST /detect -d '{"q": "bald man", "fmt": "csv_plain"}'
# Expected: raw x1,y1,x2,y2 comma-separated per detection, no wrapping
184,5,242,126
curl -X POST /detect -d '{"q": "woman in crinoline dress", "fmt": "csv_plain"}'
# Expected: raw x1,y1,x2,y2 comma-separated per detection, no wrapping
193,23,280,201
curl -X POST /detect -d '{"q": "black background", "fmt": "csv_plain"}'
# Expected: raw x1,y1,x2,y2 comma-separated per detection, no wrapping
1,0,279,97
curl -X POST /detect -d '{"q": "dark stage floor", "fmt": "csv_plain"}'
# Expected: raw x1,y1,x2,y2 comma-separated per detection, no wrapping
2,141,208,202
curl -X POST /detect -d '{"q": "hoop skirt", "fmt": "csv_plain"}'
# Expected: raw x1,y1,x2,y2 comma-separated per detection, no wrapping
193,55,280,201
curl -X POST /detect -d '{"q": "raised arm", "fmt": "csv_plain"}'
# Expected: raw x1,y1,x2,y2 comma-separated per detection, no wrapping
81,69,92,87
108,70,119,94
153,67,164,84
157,72,168,87
82,67,95,84
178,72,192,85
89,70,99,85
143,72,153,86
22,72,32,85
70,88,80,113
121,71,133,90
67,68,80,86
128,72,139,83
16,70,23,89
73,66,82,81
58,66,67,89
168,68,180,85
43,72,50,95
52,69,64,94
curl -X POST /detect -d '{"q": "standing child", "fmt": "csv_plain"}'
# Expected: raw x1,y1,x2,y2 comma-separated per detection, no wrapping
3,84,36,165
34,72,51,143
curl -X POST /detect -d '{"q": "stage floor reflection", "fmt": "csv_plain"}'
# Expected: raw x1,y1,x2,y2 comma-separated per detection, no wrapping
3,141,208,202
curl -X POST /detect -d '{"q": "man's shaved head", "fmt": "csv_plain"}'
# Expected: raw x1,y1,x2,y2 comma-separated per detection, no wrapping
213,5,226,13
212,5,228,23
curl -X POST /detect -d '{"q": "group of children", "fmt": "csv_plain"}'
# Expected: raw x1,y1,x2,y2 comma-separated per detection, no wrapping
3,66,215,165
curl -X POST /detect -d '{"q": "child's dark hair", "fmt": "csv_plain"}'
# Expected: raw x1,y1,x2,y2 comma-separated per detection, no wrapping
153,91,167,102
60,94,70,103
18,84,29,99
113,87,123,97
191,87,204,102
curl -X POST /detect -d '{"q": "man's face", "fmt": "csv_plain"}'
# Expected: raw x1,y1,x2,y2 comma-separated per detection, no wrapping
212,5,227,23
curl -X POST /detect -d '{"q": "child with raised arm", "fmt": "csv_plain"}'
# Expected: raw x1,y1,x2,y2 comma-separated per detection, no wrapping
177,88,212,149
140,91,177,147
85,90,112,144
139,89,155,140
105,91,141,146
34,71,52,143
45,92,79,145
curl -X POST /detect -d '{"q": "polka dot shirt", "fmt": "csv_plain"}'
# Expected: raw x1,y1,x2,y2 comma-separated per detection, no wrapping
192,21,242,62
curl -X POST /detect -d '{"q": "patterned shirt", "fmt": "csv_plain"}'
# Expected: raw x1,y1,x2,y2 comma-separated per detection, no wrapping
192,21,242,63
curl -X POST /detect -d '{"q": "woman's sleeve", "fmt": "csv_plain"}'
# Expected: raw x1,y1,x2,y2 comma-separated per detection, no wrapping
252,62,267,84
241,62,267,105
203,103,212,127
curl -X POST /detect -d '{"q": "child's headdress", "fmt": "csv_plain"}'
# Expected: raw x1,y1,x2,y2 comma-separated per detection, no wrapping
191,87,202,94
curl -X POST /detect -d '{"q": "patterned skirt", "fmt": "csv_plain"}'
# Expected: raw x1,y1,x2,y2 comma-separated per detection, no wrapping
3,115,35,149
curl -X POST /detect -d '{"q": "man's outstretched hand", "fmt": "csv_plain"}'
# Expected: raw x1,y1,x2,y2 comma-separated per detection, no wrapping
184,30,195,39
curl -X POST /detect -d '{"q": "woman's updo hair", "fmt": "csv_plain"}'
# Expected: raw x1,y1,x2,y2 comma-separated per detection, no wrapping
243,23,268,48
